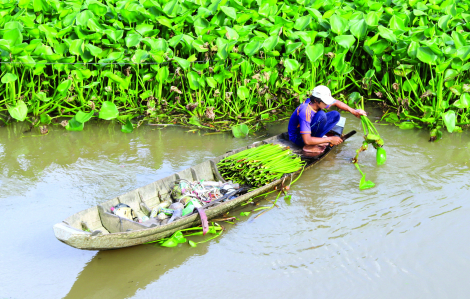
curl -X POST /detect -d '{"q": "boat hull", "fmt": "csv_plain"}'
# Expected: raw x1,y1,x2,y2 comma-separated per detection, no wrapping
54,129,350,250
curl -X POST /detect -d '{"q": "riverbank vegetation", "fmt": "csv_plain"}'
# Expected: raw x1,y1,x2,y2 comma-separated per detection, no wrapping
0,0,468,139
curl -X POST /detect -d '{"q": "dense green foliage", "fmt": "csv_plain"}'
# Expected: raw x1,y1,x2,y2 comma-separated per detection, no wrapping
0,0,469,138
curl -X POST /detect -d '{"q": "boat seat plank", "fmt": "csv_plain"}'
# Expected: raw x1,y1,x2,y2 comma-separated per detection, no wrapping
137,182,161,209
98,207,149,233
192,161,214,181
100,197,120,213
176,168,193,181
64,206,107,233
118,190,142,214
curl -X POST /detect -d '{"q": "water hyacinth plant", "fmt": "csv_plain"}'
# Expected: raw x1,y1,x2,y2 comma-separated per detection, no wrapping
0,0,467,139
351,95,386,189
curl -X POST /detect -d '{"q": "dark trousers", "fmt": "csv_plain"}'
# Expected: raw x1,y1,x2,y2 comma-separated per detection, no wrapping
294,110,340,146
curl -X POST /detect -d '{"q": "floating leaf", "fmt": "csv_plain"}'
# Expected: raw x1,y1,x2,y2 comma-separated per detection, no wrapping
232,123,249,138
121,118,134,133
65,117,84,131
99,101,119,120
359,176,375,190
40,113,51,124
240,212,251,216
398,122,415,130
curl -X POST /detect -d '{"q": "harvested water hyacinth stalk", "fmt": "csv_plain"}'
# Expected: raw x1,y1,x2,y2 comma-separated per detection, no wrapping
352,97,386,190
217,144,305,188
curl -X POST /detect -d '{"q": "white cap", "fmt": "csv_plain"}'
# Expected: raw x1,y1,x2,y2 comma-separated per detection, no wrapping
311,85,335,105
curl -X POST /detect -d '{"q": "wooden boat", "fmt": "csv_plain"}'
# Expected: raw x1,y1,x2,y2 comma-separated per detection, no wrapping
54,118,355,250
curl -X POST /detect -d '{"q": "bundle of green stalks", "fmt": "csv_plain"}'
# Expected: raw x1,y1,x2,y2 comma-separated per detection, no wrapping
217,144,304,188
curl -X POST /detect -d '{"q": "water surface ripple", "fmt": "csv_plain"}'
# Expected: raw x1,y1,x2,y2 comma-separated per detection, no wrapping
1,114,469,299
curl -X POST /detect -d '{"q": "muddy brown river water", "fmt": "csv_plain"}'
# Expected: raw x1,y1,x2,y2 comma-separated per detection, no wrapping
1,111,470,299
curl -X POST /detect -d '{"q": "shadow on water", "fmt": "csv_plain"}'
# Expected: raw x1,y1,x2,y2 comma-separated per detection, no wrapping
64,243,209,299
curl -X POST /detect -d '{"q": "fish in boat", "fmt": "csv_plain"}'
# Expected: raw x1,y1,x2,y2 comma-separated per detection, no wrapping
53,118,355,250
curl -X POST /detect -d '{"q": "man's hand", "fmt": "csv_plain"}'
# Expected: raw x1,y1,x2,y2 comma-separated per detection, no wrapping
352,109,367,118
328,136,343,146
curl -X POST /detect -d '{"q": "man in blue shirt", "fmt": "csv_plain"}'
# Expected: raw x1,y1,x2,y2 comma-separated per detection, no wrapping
288,85,367,152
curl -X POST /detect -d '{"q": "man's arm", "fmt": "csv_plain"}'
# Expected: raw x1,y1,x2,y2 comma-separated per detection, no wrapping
302,134,343,146
331,100,367,118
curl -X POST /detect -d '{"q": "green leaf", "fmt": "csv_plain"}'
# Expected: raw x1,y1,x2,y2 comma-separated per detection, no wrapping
359,176,375,190
1,73,18,83
438,15,452,31
376,147,386,165
330,14,348,35
121,118,134,133
456,46,470,61
232,123,249,138
173,57,190,70
156,66,169,83
65,117,84,131
75,110,93,123
102,71,128,89
104,29,123,43
188,240,197,247
86,44,102,57
377,26,397,44
40,113,51,124
7,100,28,121
451,31,465,50
335,35,356,49
188,115,201,127
284,58,300,73
305,44,323,62
263,35,279,52
285,42,302,55
187,71,201,90
453,93,470,109
69,39,85,56
35,92,51,102
240,211,251,216
349,19,368,40
442,110,456,133
99,101,119,120
244,39,262,56
417,47,438,65
237,86,250,100
125,33,142,48
135,24,154,36
221,6,237,19
88,1,108,16
294,15,311,31
398,122,415,130
57,79,72,94
206,77,217,88
3,28,23,46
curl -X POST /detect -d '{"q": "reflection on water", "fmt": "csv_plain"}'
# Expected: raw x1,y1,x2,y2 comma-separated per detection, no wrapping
1,112,470,299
